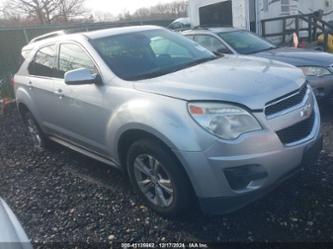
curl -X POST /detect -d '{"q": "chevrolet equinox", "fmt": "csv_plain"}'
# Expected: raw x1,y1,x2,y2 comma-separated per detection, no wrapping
14,26,322,217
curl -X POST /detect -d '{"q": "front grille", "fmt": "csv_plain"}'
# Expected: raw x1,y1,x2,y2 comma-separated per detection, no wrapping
276,112,315,145
265,84,308,117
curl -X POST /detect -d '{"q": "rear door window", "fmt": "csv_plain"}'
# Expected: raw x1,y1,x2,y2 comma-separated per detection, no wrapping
28,45,56,77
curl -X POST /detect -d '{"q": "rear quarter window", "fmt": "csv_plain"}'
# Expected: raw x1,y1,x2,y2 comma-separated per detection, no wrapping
28,45,57,77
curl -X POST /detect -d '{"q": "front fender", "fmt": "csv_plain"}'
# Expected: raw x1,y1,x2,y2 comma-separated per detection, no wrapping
106,95,215,161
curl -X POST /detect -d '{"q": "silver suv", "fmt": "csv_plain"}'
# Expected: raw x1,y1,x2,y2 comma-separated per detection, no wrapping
14,26,322,217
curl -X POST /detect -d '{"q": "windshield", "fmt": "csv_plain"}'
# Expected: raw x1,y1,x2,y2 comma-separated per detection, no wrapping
91,29,216,81
218,31,276,54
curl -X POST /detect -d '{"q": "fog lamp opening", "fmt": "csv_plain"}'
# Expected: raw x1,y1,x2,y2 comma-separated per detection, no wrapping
224,165,268,191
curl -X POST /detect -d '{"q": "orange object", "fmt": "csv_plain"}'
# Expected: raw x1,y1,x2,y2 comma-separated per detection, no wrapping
3,97,9,105
293,32,299,48
318,33,333,53
189,105,204,115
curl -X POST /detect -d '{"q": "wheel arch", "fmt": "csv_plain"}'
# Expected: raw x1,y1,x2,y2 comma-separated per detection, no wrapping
15,87,42,123
17,102,30,115
117,128,176,169
117,128,197,199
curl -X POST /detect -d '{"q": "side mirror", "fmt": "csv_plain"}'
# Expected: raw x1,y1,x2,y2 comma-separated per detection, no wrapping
65,68,99,85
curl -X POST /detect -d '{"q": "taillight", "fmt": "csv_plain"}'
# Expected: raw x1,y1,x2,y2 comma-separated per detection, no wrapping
10,77,15,88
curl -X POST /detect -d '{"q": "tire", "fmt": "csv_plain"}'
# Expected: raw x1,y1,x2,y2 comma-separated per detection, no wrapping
22,111,49,151
127,138,194,217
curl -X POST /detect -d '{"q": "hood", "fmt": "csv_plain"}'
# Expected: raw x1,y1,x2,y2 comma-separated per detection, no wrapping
134,55,306,110
254,47,333,67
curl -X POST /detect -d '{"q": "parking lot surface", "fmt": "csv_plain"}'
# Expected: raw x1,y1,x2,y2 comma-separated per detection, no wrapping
0,103,332,243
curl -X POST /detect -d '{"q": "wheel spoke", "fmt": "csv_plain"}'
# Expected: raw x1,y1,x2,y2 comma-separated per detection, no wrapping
133,154,174,208
139,179,154,193
134,158,152,177
153,161,160,175
155,185,168,207
158,179,173,194
148,155,158,173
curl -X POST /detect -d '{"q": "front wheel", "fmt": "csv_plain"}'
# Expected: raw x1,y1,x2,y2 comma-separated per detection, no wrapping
127,139,194,217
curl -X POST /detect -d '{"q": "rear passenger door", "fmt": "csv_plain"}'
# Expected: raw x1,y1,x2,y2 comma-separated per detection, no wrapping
52,42,109,155
27,44,57,132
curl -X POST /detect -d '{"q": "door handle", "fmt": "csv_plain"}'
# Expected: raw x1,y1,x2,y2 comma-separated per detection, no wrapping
54,89,64,99
28,81,33,90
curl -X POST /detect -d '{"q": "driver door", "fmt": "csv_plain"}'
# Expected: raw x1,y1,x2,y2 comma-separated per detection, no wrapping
52,42,110,156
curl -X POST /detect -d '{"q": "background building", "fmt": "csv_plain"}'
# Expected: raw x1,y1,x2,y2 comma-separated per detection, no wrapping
189,0,333,37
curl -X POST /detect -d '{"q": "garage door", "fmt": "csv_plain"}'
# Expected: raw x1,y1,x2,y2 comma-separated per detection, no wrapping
199,0,233,27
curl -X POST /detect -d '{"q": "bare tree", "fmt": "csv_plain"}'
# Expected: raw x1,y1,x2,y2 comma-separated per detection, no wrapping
128,0,188,20
93,11,116,22
3,0,87,24
57,0,86,23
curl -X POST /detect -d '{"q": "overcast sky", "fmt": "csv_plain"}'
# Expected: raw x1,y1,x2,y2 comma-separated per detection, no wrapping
85,0,179,16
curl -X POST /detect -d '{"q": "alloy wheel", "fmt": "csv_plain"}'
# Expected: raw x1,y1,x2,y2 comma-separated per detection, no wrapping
133,154,174,208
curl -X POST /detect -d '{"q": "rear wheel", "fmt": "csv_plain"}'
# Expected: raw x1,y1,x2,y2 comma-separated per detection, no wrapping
22,111,48,151
127,139,194,217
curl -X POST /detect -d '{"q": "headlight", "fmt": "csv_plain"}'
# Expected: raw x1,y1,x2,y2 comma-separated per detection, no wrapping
300,66,331,77
188,102,262,140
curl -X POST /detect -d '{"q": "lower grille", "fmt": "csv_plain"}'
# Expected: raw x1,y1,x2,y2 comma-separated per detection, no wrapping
276,113,315,145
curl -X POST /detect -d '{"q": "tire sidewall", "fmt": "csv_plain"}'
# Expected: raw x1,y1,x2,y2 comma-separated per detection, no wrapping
22,111,46,151
127,139,192,217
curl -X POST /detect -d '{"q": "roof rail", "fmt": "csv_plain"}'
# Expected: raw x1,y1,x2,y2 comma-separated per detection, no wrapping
29,30,68,43
28,24,151,44
192,24,233,30
28,26,106,44
192,26,209,30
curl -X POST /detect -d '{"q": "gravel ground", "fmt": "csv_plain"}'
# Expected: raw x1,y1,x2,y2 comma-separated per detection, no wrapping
0,102,333,244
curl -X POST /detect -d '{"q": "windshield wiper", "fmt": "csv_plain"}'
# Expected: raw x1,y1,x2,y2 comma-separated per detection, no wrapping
251,46,276,54
181,57,218,68
128,68,173,81
128,57,218,81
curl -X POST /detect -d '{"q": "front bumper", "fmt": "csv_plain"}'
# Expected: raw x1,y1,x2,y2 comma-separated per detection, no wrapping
174,91,322,215
198,135,322,215
307,75,333,99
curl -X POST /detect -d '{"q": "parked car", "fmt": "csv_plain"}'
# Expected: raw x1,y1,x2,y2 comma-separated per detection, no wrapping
168,17,191,31
0,198,32,248
14,26,322,217
183,27,333,100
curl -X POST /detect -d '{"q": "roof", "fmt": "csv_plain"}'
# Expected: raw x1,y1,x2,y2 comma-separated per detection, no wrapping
83,25,163,39
25,25,164,49
207,27,240,33
170,17,190,25
183,26,241,35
